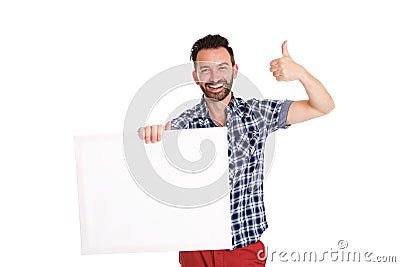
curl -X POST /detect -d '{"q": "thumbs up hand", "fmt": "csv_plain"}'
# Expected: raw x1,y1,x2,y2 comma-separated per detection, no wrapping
270,40,307,82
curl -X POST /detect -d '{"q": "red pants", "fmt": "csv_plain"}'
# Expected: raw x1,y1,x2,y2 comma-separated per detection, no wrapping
179,240,266,267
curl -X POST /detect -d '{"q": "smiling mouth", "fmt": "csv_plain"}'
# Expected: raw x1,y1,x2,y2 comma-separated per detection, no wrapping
207,83,224,92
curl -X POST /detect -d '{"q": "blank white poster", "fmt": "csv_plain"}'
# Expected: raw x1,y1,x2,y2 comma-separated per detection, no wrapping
74,128,232,254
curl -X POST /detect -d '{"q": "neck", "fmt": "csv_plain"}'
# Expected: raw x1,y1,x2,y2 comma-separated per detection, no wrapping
204,92,231,126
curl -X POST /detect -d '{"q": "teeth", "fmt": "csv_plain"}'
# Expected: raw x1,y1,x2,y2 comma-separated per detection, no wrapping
209,84,223,88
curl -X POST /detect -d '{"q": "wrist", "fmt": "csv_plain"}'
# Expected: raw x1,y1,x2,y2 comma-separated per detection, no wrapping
298,68,311,83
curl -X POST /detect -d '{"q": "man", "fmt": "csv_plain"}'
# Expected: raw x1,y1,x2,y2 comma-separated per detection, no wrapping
138,34,334,266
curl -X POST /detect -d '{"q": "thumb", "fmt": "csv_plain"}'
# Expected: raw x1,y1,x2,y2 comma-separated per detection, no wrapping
281,40,290,57
165,120,171,130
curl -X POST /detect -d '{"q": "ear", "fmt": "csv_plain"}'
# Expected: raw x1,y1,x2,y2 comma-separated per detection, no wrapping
192,70,200,85
233,64,239,79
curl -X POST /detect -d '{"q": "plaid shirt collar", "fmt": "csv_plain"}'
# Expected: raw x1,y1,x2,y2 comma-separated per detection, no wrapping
196,93,249,120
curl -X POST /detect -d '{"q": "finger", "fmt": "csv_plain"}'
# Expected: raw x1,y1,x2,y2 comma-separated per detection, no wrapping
151,125,158,143
270,59,280,66
157,124,163,142
137,127,144,140
276,75,289,82
270,65,279,72
273,71,281,77
144,126,151,144
281,40,290,57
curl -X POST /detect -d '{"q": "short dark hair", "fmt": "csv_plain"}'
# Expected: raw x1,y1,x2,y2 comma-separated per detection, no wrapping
190,34,235,66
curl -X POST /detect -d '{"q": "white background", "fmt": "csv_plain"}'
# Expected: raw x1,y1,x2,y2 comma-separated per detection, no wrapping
1,0,399,266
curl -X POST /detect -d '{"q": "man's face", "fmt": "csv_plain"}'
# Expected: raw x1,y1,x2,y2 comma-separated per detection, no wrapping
193,47,238,102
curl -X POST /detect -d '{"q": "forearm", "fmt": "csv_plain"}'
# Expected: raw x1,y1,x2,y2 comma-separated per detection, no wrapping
299,71,335,115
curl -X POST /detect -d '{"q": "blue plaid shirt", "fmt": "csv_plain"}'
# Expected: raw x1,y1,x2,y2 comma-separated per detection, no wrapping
171,93,293,249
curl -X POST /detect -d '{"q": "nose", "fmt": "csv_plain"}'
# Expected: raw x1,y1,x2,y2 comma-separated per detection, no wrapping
209,69,223,83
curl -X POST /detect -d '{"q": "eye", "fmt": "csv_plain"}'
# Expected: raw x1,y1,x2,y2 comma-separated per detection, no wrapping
200,68,210,73
218,66,228,71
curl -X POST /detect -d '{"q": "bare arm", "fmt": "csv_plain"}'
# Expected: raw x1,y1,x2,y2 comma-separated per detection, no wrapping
138,121,171,144
270,41,335,124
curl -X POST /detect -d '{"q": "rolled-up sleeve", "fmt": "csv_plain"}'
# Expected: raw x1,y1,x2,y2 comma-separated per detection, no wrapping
254,99,293,134
277,100,293,129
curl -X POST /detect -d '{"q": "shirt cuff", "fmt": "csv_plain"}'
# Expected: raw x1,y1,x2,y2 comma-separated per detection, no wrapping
278,100,293,129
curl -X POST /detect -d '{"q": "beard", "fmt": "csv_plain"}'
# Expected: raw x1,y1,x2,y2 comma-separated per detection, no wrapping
199,76,234,102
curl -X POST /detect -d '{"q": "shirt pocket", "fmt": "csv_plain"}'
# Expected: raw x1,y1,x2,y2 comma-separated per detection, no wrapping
232,130,262,176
